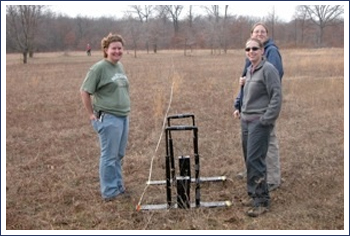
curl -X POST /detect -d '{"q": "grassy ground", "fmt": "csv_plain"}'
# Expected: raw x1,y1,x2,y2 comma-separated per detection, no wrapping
5,48,345,231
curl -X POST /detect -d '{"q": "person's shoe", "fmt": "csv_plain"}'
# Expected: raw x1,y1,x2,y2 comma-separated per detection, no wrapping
121,191,131,199
246,206,269,217
103,191,131,202
268,183,280,192
241,197,254,207
236,170,247,179
104,196,118,202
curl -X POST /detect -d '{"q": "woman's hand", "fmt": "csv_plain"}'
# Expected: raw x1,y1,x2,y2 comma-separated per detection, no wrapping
239,76,246,86
233,110,240,119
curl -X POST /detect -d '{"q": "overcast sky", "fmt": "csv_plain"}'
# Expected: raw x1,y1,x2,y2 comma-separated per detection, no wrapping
49,1,299,22
3,1,346,22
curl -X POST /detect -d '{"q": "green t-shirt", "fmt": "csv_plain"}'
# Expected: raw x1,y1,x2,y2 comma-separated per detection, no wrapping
81,59,130,117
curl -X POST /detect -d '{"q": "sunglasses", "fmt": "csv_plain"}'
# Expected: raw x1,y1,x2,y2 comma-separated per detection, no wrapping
245,47,260,52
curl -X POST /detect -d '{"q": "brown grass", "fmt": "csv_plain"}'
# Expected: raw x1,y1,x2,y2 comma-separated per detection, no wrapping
6,48,344,230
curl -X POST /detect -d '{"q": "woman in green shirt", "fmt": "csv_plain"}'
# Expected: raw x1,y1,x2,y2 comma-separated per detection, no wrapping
80,33,130,201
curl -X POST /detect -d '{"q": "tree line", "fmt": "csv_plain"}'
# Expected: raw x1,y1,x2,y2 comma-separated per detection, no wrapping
6,5,344,63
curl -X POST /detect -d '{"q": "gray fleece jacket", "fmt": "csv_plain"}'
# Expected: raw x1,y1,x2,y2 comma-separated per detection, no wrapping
241,58,282,125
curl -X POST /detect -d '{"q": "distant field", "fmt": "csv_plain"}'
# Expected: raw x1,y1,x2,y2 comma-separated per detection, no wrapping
6,48,344,230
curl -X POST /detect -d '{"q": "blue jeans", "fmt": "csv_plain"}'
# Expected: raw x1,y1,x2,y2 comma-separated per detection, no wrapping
241,119,272,207
92,113,129,200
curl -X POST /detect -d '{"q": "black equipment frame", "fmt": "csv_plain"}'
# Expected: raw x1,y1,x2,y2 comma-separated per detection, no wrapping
140,114,231,210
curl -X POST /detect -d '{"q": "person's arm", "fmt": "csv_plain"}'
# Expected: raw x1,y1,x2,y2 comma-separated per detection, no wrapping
80,90,97,121
241,58,250,77
233,59,251,113
233,90,241,110
266,48,284,80
260,66,282,125
233,77,246,109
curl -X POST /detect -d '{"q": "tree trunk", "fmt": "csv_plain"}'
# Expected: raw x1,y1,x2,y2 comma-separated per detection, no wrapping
22,50,28,64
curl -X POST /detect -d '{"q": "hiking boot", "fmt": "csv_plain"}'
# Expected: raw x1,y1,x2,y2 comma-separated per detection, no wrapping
236,170,247,179
246,206,269,217
268,183,280,192
241,197,254,207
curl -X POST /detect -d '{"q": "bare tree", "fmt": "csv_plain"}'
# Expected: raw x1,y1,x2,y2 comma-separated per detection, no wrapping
162,5,184,34
129,5,154,53
129,5,153,23
204,5,220,23
223,5,229,53
299,5,344,46
183,5,196,56
154,5,183,48
123,16,143,58
292,6,313,46
203,5,222,54
265,6,278,39
187,5,194,28
75,17,93,50
6,5,45,63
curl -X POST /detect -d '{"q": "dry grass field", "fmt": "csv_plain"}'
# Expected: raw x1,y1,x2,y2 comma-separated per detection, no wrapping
5,48,345,231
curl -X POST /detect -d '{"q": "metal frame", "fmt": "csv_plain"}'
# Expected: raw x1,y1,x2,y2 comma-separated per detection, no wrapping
140,113,232,210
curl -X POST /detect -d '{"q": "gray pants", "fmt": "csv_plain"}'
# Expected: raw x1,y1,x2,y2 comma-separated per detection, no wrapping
266,126,281,185
241,119,272,207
